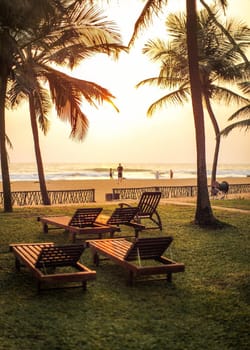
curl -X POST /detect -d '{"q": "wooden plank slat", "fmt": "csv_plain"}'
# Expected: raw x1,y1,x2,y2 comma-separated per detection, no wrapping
125,237,173,261
69,208,103,227
97,207,145,237
35,244,85,268
89,239,131,259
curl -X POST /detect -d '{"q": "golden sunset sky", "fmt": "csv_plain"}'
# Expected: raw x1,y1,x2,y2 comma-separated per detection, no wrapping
6,0,250,165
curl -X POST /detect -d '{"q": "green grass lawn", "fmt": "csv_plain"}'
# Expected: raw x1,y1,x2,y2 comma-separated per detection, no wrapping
0,203,249,350
211,198,250,210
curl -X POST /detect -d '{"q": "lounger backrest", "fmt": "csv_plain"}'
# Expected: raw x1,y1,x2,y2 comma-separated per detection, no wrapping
107,207,138,225
35,244,85,268
125,236,173,261
137,192,161,217
69,208,103,228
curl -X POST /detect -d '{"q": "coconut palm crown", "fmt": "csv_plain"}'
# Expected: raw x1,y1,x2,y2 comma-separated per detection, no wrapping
136,5,250,188
1,0,126,208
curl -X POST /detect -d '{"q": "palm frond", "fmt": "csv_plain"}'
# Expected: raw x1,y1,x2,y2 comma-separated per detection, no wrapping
210,85,250,105
165,12,186,39
32,2,125,68
33,84,51,134
201,0,249,64
136,75,189,91
43,43,127,67
215,61,250,82
129,0,168,47
147,86,190,117
46,71,89,140
220,119,250,136
239,81,250,95
136,77,163,89
69,2,122,42
7,66,51,134
43,65,119,140
228,104,250,121
7,80,28,107
143,39,170,62
5,134,13,150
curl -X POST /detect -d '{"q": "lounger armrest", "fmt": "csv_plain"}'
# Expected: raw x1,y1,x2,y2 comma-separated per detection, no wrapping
118,202,131,208
126,221,145,231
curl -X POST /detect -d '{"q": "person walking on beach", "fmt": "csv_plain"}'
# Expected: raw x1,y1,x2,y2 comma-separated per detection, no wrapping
170,169,173,179
117,163,123,183
109,168,113,179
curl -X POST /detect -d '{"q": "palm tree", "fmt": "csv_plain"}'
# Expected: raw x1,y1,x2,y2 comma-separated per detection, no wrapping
186,0,215,225
137,7,249,192
2,0,125,207
221,81,250,136
128,0,246,226
0,0,61,211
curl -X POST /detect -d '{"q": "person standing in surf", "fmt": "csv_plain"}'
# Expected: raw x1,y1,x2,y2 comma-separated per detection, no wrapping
117,163,123,183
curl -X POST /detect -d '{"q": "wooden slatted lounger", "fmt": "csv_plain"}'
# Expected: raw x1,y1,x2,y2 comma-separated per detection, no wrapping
119,191,163,231
9,242,96,292
96,207,145,238
38,208,120,242
88,237,185,285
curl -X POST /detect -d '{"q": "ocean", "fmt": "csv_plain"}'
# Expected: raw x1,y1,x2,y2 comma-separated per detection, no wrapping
3,162,250,182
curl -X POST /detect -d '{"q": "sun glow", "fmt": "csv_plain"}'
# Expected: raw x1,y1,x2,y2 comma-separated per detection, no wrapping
5,0,250,164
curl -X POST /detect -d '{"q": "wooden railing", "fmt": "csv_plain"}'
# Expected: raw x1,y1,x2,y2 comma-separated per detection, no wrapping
1,183,249,206
113,183,250,200
0,189,95,207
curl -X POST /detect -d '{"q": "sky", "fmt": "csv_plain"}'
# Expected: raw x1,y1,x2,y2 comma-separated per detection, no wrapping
5,0,250,166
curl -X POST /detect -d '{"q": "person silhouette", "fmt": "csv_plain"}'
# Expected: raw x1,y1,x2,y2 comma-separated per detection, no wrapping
109,168,113,179
117,163,123,183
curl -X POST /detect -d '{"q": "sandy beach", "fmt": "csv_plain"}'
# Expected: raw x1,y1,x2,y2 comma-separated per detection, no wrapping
3,177,250,203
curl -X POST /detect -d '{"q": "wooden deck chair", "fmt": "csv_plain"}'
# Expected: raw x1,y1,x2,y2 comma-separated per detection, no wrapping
96,207,145,238
38,208,119,242
119,191,162,231
9,243,96,292
88,237,185,285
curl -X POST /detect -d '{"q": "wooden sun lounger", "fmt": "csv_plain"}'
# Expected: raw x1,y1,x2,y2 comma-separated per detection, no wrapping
119,191,163,231
96,207,145,238
88,237,185,285
9,242,96,292
38,208,120,242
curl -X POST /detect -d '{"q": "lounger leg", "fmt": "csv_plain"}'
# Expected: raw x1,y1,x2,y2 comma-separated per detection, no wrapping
72,233,76,243
93,252,100,266
134,228,140,238
151,212,162,230
43,223,48,233
82,281,87,291
167,273,172,283
156,211,163,230
15,257,21,271
37,281,41,292
127,271,135,286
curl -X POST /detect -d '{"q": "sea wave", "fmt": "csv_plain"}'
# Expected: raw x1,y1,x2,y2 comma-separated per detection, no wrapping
2,162,249,182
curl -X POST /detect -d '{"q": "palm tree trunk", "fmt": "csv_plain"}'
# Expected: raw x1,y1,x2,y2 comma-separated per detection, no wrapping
0,67,13,212
186,0,216,225
203,92,221,189
28,93,51,205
